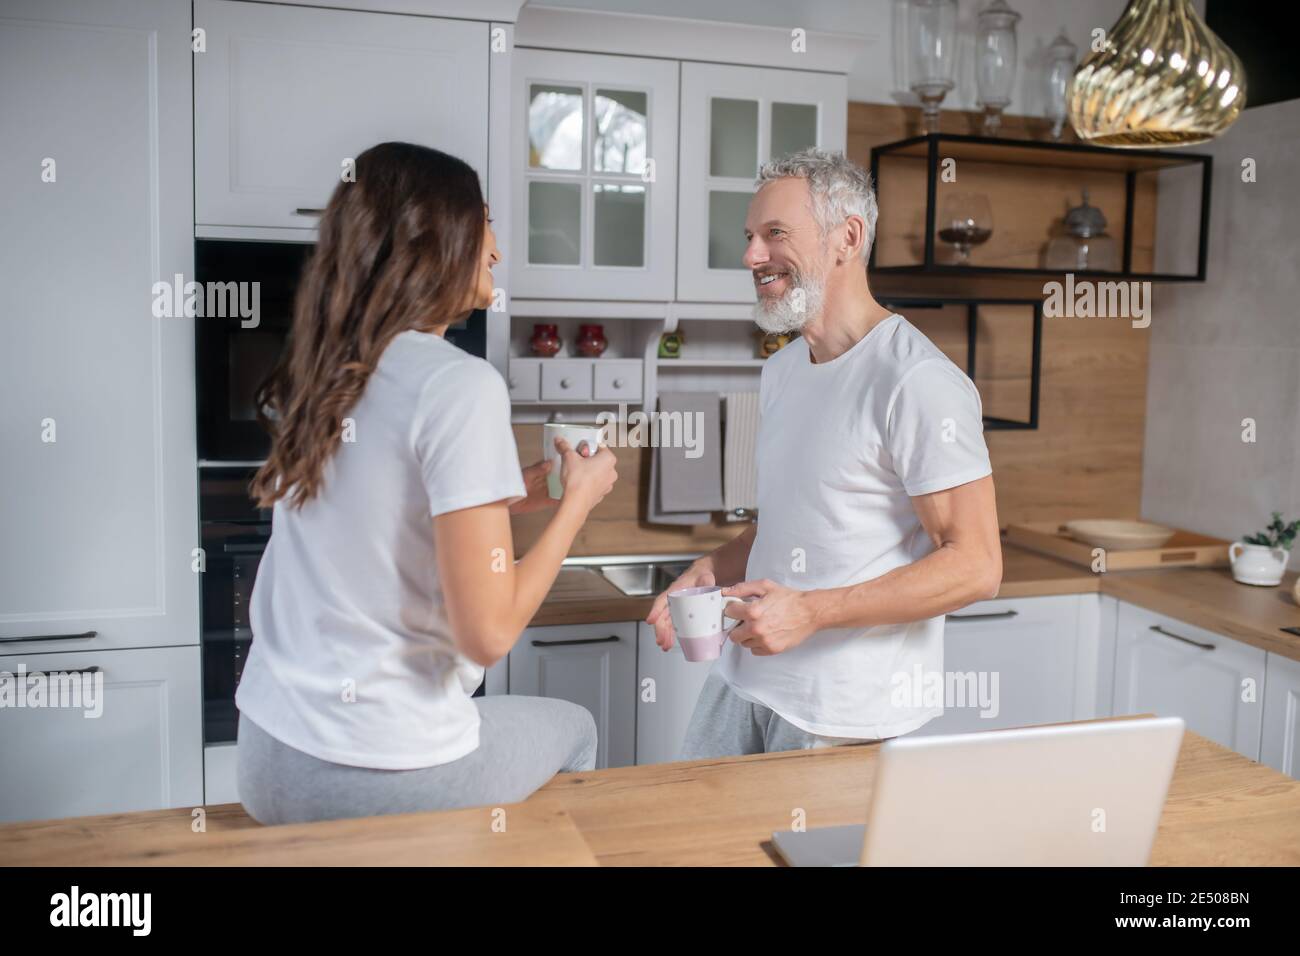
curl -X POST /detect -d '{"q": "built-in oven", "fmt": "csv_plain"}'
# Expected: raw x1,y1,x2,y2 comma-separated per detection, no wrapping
195,239,488,744
199,466,268,744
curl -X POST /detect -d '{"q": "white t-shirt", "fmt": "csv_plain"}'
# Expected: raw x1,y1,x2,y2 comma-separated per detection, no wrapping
716,313,992,739
235,330,525,770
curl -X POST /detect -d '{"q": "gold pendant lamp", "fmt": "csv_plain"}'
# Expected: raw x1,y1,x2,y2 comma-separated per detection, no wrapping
1069,0,1246,147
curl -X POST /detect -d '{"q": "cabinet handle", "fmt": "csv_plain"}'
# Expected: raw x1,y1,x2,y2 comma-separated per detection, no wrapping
946,610,1018,622
1149,624,1215,650
530,635,619,648
560,378,572,388
0,630,97,644
508,378,517,389
612,378,624,388
294,207,326,216
13,665,101,679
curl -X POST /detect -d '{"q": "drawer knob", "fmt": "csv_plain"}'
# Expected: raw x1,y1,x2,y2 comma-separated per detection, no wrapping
508,378,516,389
560,378,571,388
613,378,624,388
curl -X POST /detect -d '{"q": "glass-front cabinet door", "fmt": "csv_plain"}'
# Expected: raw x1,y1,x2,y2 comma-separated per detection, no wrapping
511,48,678,300
676,63,847,302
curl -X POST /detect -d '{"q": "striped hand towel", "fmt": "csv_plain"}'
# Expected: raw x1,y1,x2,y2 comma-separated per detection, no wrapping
723,391,760,518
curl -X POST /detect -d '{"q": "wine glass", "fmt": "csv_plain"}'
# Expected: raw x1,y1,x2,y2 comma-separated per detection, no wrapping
938,193,994,265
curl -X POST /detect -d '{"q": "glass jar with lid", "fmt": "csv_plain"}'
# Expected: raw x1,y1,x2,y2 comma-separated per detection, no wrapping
1043,189,1120,271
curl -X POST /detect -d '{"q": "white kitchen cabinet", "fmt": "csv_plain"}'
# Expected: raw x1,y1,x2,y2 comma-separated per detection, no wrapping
1095,595,1120,718
0,0,199,657
508,621,636,768
194,0,488,232
635,622,714,764
511,47,678,299
676,62,847,302
204,742,240,806
913,595,1100,737
1262,652,1300,779
0,646,203,823
1113,603,1266,760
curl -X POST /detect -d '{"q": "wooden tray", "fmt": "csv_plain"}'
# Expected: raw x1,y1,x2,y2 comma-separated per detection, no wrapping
1005,522,1231,570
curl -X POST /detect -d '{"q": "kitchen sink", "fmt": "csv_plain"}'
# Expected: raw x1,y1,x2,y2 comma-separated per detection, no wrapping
596,560,693,597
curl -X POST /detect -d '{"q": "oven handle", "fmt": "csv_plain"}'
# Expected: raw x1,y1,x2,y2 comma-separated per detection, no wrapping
223,541,269,554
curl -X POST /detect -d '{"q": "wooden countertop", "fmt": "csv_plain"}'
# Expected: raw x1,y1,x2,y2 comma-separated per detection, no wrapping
4,720,1296,866
529,545,1100,627
0,797,597,867
529,566,655,627
530,545,1300,662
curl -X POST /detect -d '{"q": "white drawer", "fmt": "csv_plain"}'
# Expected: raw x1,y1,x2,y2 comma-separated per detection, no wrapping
540,360,593,402
508,359,541,401
593,360,643,402
0,645,203,822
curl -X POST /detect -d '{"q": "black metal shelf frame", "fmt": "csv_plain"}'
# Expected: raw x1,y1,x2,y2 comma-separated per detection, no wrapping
868,133,1213,283
879,295,1042,431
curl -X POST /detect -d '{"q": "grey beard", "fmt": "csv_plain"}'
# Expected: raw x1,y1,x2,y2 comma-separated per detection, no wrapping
752,271,826,333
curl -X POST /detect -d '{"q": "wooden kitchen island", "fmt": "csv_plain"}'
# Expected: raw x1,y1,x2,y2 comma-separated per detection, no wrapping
3,718,1298,867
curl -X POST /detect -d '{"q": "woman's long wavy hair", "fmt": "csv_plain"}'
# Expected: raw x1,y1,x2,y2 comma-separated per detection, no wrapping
250,142,485,509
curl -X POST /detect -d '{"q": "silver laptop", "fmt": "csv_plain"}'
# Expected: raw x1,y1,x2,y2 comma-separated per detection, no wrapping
772,716,1185,866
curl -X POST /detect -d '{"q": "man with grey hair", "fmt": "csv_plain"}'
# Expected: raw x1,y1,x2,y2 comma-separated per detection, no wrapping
647,148,1003,755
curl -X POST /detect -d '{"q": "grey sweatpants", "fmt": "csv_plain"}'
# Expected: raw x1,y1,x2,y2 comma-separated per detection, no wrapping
681,672,878,759
236,695,597,825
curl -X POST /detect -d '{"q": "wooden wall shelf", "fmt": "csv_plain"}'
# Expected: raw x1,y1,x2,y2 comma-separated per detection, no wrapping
868,133,1212,283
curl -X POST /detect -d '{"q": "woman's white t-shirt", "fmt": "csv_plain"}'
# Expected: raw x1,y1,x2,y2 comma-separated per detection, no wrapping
235,330,525,770
716,314,993,739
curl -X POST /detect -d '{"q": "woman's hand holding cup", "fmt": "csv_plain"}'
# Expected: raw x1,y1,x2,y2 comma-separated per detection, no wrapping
553,435,617,513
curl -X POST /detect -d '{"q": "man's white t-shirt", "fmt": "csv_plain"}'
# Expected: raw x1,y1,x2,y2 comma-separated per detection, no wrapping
235,330,525,770
716,313,992,739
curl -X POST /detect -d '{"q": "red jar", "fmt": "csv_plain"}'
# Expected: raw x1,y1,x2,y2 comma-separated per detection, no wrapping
575,324,608,358
530,323,562,357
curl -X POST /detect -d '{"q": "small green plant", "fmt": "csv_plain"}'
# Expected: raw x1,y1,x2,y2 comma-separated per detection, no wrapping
1243,512,1300,551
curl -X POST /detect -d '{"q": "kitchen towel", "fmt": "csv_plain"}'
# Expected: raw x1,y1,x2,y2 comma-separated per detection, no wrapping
722,391,760,518
650,390,724,522
647,440,711,525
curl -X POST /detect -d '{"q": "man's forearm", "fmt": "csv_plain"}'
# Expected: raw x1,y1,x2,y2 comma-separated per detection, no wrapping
695,523,757,586
808,541,1002,632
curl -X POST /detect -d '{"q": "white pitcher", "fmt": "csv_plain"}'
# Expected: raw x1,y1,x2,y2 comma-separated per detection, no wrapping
1228,542,1288,586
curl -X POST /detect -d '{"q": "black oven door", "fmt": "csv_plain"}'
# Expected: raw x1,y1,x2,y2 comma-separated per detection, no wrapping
196,238,488,463
196,240,312,462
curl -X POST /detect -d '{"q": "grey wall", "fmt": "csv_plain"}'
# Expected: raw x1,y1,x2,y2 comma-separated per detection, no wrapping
1141,97,1300,566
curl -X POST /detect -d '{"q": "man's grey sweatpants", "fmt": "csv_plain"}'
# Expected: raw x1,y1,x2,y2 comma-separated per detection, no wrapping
237,695,597,826
680,672,877,759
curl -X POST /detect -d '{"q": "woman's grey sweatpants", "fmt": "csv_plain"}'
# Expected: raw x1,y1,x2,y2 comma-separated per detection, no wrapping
236,695,598,826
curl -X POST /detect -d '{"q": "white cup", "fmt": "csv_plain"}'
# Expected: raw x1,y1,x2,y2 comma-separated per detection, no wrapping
543,423,605,499
667,586,748,662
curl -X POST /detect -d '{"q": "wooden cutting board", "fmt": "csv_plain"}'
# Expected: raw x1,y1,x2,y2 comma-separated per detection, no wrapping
1005,522,1231,571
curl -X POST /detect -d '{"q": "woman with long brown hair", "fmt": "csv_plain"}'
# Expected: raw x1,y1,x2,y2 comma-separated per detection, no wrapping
234,142,617,824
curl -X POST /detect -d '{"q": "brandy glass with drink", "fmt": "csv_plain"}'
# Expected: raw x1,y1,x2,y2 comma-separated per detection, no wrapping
938,193,993,265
